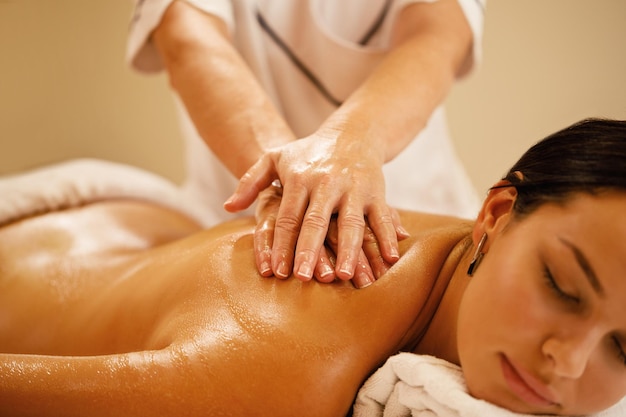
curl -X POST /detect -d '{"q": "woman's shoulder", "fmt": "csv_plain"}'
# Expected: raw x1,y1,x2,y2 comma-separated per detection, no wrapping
397,209,474,236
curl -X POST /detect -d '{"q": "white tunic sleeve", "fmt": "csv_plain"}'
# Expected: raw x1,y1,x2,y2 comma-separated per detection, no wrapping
126,0,235,73
392,0,486,71
455,0,486,68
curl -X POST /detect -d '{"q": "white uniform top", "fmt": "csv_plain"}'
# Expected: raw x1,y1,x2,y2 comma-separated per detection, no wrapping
127,0,486,226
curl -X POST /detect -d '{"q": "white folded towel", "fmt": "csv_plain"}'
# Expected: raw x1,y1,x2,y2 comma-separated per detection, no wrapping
0,159,205,226
353,353,626,417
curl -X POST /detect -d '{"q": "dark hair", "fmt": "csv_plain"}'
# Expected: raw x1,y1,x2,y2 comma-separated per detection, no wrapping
497,118,626,216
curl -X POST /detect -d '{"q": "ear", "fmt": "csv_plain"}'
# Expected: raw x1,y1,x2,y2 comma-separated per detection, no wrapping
472,180,518,251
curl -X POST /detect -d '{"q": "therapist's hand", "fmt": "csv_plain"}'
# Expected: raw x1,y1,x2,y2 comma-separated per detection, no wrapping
224,133,409,282
251,183,402,288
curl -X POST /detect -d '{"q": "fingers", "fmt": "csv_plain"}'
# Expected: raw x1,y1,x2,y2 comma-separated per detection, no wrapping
270,183,309,279
334,202,410,280
252,173,339,282
254,221,275,277
253,185,407,286
334,204,366,280
290,193,336,282
257,192,398,288
365,203,402,264
361,222,393,280
253,186,282,277
326,219,377,289
389,207,411,241
313,245,337,283
351,252,377,289
284,194,401,283
236,144,408,285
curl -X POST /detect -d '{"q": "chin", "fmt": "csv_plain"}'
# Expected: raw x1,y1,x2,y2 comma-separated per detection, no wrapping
465,383,528,414
463,369,545,415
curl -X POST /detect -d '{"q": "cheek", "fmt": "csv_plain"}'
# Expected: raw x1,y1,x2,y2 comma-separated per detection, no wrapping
458,264,537,353
568,362,626,414
461,243,555,338
456,257,549,391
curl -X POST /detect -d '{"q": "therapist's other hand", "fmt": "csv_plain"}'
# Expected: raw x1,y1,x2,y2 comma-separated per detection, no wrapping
224,133,409,281
251,184,403,288
325,211,405,288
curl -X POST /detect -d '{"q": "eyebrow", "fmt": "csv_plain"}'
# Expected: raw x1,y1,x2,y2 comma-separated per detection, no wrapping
559,238,605,296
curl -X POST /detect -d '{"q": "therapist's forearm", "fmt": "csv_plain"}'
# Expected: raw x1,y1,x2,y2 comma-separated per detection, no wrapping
153,1,295,179
319,0,473,163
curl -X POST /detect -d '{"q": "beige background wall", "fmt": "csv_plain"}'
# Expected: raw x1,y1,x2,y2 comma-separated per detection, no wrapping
1,1,625,195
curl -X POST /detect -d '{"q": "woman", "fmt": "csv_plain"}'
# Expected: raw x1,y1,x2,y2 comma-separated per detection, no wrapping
1,118,626,416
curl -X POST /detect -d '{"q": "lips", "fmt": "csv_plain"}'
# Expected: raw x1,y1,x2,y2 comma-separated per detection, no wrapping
500,354,560,408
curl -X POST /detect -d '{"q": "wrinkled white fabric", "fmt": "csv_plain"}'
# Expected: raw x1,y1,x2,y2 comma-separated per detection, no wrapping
354,353,626,417
0,159,204,226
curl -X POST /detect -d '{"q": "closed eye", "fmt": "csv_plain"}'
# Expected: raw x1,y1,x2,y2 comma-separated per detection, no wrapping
543,266,580,304
613,337,626,367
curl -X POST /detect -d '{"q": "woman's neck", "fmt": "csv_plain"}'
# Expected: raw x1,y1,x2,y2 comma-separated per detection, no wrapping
405,233,474,365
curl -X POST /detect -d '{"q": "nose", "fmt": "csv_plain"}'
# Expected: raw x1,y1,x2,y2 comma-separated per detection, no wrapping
541,329,600,379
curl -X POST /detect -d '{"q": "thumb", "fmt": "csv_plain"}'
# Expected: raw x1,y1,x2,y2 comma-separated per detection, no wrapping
223,156,277,212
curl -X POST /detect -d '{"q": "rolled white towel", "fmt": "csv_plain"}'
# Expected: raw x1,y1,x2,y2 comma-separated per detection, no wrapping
0,158,206,226
353,353,626,417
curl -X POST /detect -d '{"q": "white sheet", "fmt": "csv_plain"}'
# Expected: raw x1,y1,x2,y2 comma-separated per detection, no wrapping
0,158,205,227
353,353,626,417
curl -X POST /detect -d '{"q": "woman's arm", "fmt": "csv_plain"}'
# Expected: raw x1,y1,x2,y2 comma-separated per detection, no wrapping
0,345,351,417
0,350,175,417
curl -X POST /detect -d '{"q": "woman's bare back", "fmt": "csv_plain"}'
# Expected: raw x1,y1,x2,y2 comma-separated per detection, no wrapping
0,200,471,417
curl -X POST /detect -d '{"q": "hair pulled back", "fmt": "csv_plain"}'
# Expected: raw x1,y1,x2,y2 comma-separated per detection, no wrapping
499,118,626,216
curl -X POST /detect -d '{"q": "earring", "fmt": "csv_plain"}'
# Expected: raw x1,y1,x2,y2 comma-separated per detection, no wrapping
467,233,487,276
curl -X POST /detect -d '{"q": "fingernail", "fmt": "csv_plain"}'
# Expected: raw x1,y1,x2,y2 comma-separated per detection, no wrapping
389,247,399,262
319,264,334,279
276,260,290,278
356,272,375,289
260,260,272,276
297,261,313,281
339,261,353,278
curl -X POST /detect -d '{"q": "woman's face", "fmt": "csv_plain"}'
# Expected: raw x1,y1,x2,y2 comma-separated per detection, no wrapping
457,191,626,415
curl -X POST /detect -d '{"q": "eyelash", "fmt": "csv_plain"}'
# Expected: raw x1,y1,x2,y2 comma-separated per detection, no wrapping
613,337,626,366
543,267,626,366
543,267,580,304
